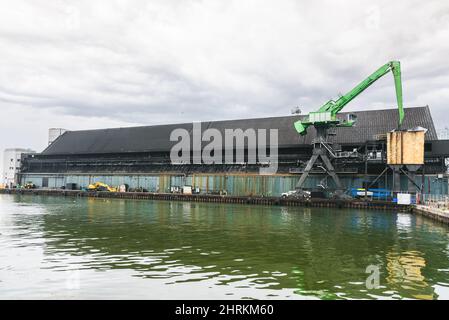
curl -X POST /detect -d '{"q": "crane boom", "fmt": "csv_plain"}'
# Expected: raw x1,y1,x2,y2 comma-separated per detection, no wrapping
294,61,404,136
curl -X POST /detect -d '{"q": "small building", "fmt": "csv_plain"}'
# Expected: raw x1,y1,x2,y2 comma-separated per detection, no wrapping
2,148,36,188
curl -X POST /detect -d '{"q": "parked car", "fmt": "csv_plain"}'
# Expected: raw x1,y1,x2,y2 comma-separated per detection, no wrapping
281,190,311,199
281,190,296,198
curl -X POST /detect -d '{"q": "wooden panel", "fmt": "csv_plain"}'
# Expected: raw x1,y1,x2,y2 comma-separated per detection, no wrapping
387,131,425,165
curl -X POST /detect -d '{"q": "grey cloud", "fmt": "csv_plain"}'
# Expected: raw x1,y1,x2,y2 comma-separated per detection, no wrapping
1,0,449,133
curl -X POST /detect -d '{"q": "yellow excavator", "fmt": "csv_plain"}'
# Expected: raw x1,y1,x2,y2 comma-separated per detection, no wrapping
88,182,117,192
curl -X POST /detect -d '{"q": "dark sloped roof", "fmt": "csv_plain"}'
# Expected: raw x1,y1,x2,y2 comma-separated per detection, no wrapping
42,106,437,155
306,106,438,145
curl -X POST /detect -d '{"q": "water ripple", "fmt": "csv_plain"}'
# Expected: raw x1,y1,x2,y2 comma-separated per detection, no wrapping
1,194,449,299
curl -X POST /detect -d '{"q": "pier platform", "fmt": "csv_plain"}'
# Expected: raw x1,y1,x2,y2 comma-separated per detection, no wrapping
413,205,449,224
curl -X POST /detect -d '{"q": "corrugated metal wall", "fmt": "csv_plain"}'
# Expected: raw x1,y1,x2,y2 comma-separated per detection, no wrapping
20,173,449,196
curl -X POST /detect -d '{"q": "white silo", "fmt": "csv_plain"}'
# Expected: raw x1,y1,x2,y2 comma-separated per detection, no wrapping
48,128,67,145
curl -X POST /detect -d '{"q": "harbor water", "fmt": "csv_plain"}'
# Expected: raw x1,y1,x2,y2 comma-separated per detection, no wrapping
1,194,449,299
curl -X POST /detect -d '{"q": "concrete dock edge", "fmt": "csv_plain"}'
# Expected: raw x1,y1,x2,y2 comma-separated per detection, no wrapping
0,188,411,211
412,205,449,224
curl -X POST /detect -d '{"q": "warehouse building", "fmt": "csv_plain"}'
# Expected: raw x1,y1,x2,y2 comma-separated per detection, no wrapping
19,106,449,196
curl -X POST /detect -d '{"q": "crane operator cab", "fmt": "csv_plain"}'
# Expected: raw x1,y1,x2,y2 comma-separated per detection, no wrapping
347,113,357,124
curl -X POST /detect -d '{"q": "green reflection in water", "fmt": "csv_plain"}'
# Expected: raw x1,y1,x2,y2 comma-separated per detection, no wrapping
1,194,449,299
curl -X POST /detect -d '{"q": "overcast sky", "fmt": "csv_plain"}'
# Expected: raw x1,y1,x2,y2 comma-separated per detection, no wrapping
1,0,449,168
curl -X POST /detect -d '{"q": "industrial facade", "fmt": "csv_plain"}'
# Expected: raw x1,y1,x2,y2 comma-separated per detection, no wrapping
19,106,449,196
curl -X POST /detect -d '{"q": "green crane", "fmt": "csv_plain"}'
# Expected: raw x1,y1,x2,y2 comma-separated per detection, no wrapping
294,61,404,136
294,61,404,194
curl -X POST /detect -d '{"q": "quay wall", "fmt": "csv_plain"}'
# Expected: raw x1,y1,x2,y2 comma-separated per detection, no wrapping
0,188,411,211
413,205,449,224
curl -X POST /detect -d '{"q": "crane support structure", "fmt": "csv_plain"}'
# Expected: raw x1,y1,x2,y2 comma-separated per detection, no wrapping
294,61,405,193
